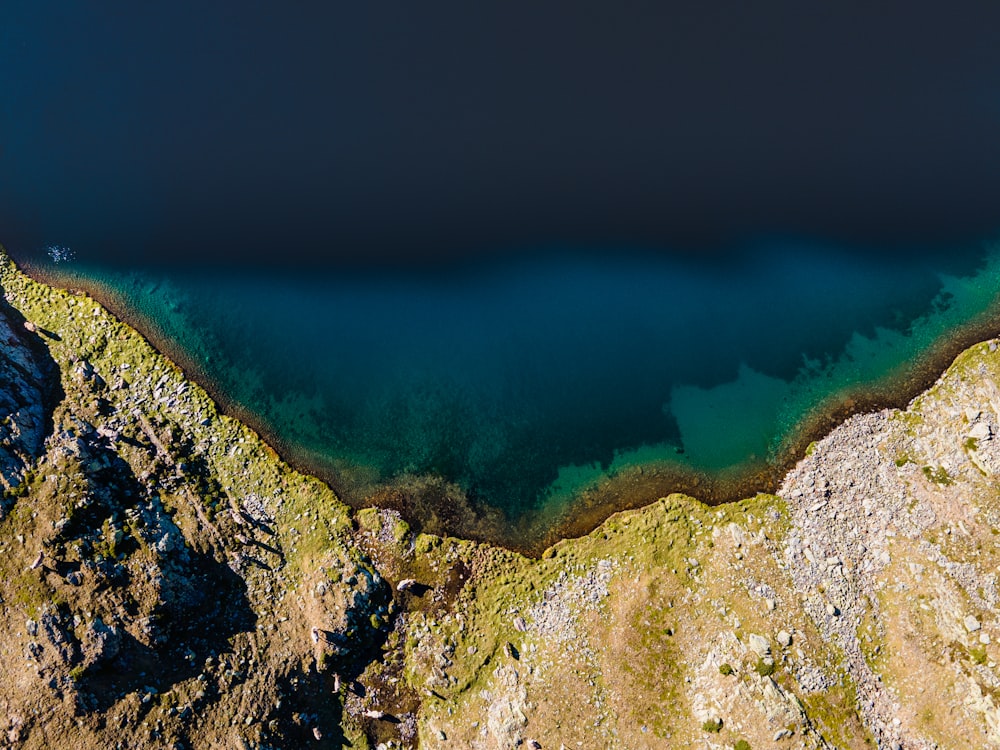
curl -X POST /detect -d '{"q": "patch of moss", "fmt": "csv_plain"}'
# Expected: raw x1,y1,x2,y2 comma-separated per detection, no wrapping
719,662,734,676
702,718,723,733
754,657,777,677
968,646,988,665
922,465,953,485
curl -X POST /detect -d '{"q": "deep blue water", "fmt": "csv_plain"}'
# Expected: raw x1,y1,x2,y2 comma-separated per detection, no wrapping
23,241,1000,537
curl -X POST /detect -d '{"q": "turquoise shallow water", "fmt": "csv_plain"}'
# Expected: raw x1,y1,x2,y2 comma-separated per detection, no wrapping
26,241,1000,541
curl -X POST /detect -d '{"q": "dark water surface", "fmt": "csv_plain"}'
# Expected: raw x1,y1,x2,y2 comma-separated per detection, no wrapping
17,241,1000,550
6,3,1000,551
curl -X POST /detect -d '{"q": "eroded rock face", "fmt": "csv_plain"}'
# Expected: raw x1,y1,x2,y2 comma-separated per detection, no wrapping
0,304,57,492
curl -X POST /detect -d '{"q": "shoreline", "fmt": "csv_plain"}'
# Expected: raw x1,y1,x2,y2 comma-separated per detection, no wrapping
18,255,1000,556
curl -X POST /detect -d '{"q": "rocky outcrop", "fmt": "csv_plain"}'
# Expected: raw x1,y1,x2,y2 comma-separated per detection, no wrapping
0,302,57,493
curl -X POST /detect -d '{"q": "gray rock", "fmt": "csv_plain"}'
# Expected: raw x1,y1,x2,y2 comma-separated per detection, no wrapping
81,618,121,668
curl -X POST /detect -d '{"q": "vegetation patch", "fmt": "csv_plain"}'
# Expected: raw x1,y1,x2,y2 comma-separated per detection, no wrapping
922,465,953,485
702,718,723,733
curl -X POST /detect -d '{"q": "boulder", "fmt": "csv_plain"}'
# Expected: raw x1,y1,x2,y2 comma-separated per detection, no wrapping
749,633,771,656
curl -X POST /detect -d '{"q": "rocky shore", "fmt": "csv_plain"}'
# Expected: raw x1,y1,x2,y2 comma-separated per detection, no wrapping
2,248,1000,748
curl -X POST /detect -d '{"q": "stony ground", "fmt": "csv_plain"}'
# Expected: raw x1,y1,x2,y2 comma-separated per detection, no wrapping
4,249,1000,748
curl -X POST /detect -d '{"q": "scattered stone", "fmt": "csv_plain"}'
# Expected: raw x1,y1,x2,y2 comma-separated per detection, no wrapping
28,551,43,570
777,630,793,647
396,578,417,591
749,633,771,656
965,615,982,633
513,616,527,633
981,633,991,645
363,709,388,720
312,727,322,740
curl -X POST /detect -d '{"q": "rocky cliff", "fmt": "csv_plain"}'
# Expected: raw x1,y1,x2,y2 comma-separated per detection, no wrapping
1,251,1000,749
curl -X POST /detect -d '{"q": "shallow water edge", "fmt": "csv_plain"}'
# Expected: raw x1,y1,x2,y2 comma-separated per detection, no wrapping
17,255,1000,556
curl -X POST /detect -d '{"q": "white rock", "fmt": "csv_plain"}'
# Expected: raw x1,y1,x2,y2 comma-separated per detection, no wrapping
969,423,992,441
749,633,771,656
965,615,982,633
777,630,793,647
